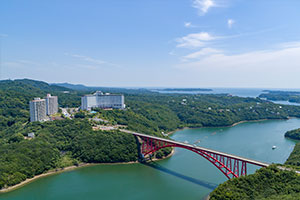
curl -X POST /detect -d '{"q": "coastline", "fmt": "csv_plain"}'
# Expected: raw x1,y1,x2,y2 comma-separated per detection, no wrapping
167,118,284,136
0,149,175,194
0,117,292,194
150,147,175,162
0,161,138,194
229,119,268,127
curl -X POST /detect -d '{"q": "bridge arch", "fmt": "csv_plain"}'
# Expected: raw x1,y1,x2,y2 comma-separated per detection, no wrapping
140,139,244,179
120,129,269,180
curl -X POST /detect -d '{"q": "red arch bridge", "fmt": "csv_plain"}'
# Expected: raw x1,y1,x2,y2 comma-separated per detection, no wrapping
120,129,269,180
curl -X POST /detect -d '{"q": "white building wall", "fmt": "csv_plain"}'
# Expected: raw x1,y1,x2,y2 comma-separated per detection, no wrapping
96,95,124,109
46,95,58,115
81,95,97,110
81,93,124,110
29,99,47,122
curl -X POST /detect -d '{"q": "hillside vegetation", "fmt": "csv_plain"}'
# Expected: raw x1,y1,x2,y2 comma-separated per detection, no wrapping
209,165,300,200
284,128,300,167
259,90,300,104
285,128,300,140
210,127,300,199
2,79,300,191
0,120,138,189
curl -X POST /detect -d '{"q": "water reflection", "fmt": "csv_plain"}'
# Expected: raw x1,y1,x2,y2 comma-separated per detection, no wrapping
142,162,218,190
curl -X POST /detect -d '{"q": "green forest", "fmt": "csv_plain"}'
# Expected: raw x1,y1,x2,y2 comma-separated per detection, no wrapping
209,165,300,200
284,128,300,168
0,119,138,189
210,128,300,200
1,79,300,196
259,90,300,104
285,128,300,140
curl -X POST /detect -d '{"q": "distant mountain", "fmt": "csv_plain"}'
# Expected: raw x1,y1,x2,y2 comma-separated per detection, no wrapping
0,79,78,131
52,82,153,94
0,79,72,93
52,82,90,91
158,88,212,92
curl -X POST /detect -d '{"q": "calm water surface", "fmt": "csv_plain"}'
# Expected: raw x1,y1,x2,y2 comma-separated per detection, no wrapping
1,119,300,200
271,100,300,106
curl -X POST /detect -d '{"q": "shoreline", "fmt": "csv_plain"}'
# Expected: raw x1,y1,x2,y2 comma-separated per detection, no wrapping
0,150,175,194
167,118,287,136
0,161,138,194
0,117,293,194
150,147,175,162
229,119,268,127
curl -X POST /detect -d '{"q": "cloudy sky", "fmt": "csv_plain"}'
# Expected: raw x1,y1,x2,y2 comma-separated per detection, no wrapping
1,0,300,88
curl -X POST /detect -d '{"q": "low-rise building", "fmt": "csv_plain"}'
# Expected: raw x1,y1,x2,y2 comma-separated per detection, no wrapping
28,132,35,138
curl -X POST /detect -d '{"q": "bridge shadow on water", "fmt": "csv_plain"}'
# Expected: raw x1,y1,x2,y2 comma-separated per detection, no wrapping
141,161,218,190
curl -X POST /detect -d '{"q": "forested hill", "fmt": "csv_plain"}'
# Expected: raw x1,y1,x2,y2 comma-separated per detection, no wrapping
0,79,82,132
0,79,71,92
3,79,300,135
52,82,152,94
259,90,300,103
209,165,300,200
2,79,300,191
210,130,300,200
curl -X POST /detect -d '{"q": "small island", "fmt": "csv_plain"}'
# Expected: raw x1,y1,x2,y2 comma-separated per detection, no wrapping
158,88,213,92
259,90,300,104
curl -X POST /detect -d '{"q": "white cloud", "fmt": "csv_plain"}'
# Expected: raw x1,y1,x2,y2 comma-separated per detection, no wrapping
66,53,120,67
192,0,216,15
182,48,222,61
179,44,300,70
227,19,235,28
176,42,300,87
278,41,300,48
184,22,192,28
176,32,216,48
184,22,195,28
68,54,106,65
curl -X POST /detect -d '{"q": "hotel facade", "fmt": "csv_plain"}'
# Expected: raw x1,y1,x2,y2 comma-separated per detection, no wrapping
29,94,58,122
81,91,125,110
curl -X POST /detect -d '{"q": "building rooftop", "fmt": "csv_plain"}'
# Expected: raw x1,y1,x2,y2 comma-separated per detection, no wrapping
32,98,45,102
83,91,123,97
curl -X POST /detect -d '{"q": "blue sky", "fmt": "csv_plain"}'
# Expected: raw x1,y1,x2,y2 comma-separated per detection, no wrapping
1,0,300,88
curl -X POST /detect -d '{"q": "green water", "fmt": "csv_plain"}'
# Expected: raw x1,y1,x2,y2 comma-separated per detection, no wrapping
1,119,300,200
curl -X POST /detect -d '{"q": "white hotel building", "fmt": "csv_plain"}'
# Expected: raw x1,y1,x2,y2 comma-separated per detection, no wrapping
29,98,47,122
46,94,58,115
81,91,125,110
29,94,58,122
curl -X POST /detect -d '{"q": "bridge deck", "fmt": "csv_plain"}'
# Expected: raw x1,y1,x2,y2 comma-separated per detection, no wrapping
120,129,270,167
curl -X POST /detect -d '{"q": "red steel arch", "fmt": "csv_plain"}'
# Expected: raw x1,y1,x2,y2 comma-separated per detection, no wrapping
139,136,256,179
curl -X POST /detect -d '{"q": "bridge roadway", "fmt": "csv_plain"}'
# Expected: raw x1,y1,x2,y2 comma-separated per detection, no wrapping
120,129,270,167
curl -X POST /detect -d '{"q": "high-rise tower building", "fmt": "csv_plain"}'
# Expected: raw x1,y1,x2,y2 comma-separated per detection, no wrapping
29,94,59,122
29,98,47,122
45,94,58,115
